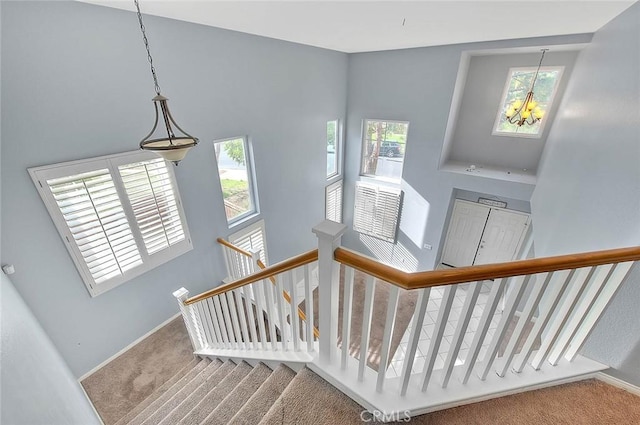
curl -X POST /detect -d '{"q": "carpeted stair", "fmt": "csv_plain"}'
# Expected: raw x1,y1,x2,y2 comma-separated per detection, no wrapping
114,357,360,425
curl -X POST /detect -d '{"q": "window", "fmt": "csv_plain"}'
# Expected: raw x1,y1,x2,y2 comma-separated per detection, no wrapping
29,151,192,297
360,119,409,183
326,120,340,179
228,219,268,265
325,180,343,223
353,182,403,243
494,67,563,137
214,137,258,225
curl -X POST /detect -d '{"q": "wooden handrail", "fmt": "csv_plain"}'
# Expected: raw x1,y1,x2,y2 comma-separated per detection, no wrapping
334,245,640,290
186,249,319,304
217,237,253,258
216,238,320,338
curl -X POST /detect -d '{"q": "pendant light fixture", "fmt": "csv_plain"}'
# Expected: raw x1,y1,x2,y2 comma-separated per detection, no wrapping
505,49,548,127
134,0,198,165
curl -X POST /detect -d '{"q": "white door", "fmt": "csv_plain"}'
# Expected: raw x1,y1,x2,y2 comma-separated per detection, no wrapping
474,208,530,265
440,200,490,267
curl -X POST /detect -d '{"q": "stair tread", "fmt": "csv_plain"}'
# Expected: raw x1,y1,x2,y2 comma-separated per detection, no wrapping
200,363,273,425
137,359,222,425
114,357,201,425
178,361,252,425
258,367,363,425
228,364,296,425
156,360,237,425
120,358,210,425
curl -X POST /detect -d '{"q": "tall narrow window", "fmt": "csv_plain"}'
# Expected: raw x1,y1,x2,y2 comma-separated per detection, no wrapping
493,67,563,137
326,120,340,179
214,137,258,225
360,119,409,183
29,151,192,297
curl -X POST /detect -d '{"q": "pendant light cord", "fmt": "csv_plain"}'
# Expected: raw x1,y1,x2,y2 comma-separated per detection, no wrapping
529,49,548,92
134,0,162,96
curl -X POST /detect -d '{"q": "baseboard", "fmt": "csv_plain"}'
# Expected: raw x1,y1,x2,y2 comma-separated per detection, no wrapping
595,372,640,396
78,312,182,381
78,379,105,425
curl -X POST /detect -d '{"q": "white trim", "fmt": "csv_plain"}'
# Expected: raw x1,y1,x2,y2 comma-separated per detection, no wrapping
595,372,640,396
78,380,105,425
78,313,181,381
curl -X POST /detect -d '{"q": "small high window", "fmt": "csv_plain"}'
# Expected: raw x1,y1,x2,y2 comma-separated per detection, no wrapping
360,119,409,183
494,67,563,137
326,120,341,179
214,137,258,225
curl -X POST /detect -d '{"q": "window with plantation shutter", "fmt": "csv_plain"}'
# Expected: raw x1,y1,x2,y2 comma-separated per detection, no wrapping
30,151,192,297
118,159,185,255
353,182,403,243
325,180,343,223
228,219,268,265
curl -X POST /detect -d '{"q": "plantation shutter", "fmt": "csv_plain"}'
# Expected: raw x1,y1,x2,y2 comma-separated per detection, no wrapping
118,158,186,255
353,182,402,243
46,168,142,284
229,220,268,265
30,151,193,297
325,180,343,223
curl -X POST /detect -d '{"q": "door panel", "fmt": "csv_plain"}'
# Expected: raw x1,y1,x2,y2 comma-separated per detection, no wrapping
441,200,490,267
474,209,530,265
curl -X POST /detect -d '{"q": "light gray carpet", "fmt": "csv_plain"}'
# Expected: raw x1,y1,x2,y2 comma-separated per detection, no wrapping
228,364,296,425
82,317,194,425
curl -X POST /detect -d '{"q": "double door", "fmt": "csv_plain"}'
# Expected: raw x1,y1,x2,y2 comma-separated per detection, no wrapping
440,199,530,267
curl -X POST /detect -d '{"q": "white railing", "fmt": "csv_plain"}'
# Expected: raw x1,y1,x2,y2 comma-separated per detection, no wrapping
175,221,640,417
176,247,319,359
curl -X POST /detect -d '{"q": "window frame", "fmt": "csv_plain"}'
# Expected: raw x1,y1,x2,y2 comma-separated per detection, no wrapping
359,119,409,184
492,66,565,139
29,150,193,297
213,136,259,227
326,119,342,180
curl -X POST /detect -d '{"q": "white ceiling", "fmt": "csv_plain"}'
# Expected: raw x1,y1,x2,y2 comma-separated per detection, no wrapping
80,1,635,53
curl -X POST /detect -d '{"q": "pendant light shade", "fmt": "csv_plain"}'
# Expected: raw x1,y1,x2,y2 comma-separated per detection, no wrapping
134,0,198,165
140,95,198,166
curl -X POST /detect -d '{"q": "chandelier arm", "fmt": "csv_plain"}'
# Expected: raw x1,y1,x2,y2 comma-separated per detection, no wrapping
140,101,161,147
163,107,199,141
158,100,176,144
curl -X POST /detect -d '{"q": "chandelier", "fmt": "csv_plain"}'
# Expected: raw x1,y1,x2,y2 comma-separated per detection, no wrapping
505,49,548,127
134,0,198,165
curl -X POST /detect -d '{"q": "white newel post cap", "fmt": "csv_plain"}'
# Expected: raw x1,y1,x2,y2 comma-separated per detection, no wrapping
312,220,347,242
172,287,189,302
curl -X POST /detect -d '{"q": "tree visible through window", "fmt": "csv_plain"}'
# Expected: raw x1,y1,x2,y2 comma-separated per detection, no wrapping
214,137,257,224
494,67,563,137
360,119,409,183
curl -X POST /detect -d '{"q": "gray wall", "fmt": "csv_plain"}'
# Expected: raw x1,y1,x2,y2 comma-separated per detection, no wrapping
342,35,588,271
531,4,640,384
1,1,347,377
1,274,100,425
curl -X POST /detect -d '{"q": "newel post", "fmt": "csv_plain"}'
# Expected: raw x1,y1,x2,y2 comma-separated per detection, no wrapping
173,287,205,352
313,220,347,364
